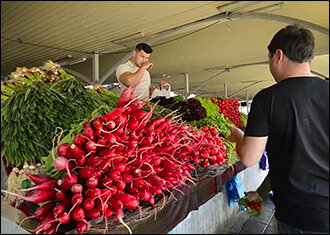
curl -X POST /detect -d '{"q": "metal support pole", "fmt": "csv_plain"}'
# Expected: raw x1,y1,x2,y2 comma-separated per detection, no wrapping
92,52,99,84
246,90,250,113
224,83,228,98
184,72,189,98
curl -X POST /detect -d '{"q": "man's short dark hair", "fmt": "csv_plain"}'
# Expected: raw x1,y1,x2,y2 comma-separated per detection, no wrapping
267,24,314,63
135,43,153,54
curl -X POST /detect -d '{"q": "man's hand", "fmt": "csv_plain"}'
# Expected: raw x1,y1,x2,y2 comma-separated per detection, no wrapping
246,191,261,202
226,125,244,143
160,80,171,90
141,62,153,71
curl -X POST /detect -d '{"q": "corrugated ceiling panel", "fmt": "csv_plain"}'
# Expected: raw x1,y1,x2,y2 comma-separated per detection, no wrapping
1,1,329,99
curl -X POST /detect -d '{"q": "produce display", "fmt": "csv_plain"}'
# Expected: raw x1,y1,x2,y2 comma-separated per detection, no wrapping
2,85,229,234
1,61,247,234
210,97,242,128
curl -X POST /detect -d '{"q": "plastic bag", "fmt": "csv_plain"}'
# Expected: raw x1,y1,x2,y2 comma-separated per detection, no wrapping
225,174,245,208
151,83,171,99
259,152,269,170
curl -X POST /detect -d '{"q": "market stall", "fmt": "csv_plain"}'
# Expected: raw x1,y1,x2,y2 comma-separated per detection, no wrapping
1,62,256,234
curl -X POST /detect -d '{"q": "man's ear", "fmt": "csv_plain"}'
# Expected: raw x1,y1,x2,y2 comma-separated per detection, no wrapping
275,49,284,63
132,50,136,58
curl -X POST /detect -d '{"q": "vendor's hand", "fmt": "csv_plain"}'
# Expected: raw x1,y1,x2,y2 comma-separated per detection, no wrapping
226,124,244,143
246,191,261,202
142,62,153,71
160,80,171,89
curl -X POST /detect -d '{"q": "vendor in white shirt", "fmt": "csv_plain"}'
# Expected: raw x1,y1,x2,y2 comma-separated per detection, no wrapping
116,43,168,100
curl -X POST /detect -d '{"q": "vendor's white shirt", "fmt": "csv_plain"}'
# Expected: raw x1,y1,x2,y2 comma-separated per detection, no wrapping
116,60,150,100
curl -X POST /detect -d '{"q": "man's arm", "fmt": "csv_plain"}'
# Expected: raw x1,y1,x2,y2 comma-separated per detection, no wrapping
119,62,153,87
227,125,268,167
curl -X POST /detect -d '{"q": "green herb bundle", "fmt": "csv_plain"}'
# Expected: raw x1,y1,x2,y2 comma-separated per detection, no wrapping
240,112,248,128
1,77,109,167
188,113,235,138
196,97,219,117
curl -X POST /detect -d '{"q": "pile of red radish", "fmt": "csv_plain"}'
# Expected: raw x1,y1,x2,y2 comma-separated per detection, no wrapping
210,97,241,128
2,86,228,234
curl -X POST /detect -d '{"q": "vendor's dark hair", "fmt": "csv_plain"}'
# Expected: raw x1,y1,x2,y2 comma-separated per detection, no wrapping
135,43,153,54
267,24,314,63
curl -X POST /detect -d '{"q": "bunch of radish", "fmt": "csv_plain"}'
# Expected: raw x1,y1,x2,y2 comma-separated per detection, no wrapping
210,97,241,128
2,86,228,234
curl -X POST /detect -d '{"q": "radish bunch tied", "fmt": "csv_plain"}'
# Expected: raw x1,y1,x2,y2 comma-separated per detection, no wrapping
4,85,228,234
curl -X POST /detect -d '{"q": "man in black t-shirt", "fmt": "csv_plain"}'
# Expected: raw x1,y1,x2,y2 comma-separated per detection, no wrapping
227,24,329,234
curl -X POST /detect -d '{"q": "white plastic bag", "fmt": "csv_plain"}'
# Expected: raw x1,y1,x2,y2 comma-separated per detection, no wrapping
151,83,171,99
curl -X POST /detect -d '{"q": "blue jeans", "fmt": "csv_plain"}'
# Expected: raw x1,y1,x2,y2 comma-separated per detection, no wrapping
277,219,329,234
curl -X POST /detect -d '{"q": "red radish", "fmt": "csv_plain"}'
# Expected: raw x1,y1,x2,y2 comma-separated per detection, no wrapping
34,213,55,234
19,180,58,192
71,184,83,194
132,168,142,177
78,167,95,179
105,207,113,218
76,157,86,166
57,143,72,159
83,127,94,138
1,189,56,203
53,203,65,218
85,140,98,153
57,212,71,224
100,189,112,200
115,180,126,192
128,119,139,131
73,134,88,148
82,197,95,211
106,120,116,130
71,193,83,205
70,144,85,159
70,205,86,222
55,189,66,200
108,170,121,181
76,220,88,234
83,188,101,198
92,118,103,129
59,197,71,210
60,173,78,191
85,207,101,219
122,173,133,184
109,197,123,210
52,156,70,172
86,177,99,188
114,192,141,211
18,201,56,226
117,85,133,107
114,207,132,234
113,162,126,172
23,172,55,185
43,222,58,234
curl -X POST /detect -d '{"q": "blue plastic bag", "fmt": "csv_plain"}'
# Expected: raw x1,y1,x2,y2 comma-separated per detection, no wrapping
225,174,245,209
259,152,269,170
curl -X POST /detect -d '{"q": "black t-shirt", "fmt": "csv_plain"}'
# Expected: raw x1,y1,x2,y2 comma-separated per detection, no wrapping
245,77,329,232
